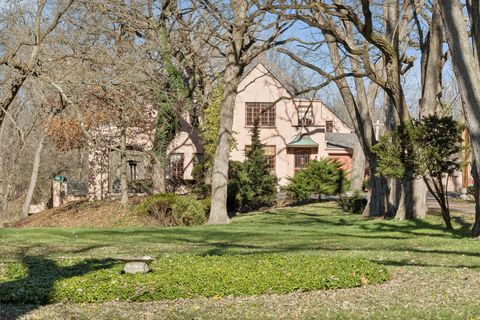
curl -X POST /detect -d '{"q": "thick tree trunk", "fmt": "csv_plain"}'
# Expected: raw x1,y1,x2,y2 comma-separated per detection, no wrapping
209,63,242,224
387,178,400,217
439,0,480,236
395,178,427,220
21,135,45,219
152,155,166,194
363,156,386,217
0,181,12,216
208,0,247,224
411,1,444,220
120,127,128,207
412,179,427,219
350,136,365,192
471,161,480,236
322,27,384,215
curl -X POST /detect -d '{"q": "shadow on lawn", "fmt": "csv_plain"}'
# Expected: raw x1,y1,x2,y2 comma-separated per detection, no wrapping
0,255,115,320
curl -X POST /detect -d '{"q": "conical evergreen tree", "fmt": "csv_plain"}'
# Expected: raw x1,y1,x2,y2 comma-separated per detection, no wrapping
237,118,277,211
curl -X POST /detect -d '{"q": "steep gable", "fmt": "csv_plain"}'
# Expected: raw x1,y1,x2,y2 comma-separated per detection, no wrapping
241,58,352,130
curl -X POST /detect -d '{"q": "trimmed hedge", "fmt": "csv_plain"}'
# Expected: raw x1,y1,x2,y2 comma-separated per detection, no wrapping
135,193,207,226
0,254,390,304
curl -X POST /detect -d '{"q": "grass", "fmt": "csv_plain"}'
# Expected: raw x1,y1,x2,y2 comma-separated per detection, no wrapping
1,202,480,319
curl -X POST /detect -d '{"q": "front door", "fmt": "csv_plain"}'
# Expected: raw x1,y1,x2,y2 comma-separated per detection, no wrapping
294,148,311,173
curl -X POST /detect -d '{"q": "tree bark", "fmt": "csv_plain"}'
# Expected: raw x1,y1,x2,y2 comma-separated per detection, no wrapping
471,161,480,236
208,0,247,224
439,0,480,236
363,156,387,217
209,63,242,224
350,136,365,191
21,135,45,218
410,1,445,220
152,154,166,194
120,126,128,207
321,23,385,216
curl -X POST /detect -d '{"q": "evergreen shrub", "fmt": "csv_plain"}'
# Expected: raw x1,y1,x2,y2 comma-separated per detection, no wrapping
235,120,277,212
135,193,207,226
286,159,348,202
338,192,368,214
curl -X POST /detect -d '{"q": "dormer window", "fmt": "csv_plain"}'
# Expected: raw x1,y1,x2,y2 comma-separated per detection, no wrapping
326,120,334,132
298,105,314,125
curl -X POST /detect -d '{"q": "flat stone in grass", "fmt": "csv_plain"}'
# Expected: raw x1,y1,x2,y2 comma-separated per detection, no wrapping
117,256,155,274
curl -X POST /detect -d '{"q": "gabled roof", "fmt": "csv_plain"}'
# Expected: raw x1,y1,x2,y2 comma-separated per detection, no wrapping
325,133,355,149
241,57,299,96
241,58,352,129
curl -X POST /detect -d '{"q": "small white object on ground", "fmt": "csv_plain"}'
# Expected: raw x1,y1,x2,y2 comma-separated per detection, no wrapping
118,256,155,274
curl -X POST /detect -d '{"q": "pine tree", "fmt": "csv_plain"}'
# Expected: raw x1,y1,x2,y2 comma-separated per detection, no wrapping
236,119,277,211
286,159,348,202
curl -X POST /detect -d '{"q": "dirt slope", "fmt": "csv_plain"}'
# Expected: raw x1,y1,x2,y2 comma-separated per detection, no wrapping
6,198,145,228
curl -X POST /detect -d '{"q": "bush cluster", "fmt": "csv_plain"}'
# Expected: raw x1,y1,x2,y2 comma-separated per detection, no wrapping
135,193,207,226
467,185,476,197
337,192,368,214
0,254,390,304
128,179,153,194
191,163,211,199
286,159,348,202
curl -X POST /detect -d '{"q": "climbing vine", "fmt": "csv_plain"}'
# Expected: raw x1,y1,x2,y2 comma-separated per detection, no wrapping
153,27,188,165
199,80,236,171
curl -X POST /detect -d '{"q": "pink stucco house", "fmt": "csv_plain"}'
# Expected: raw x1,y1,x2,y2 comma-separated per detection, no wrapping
89,59,355,199
167,59,354,187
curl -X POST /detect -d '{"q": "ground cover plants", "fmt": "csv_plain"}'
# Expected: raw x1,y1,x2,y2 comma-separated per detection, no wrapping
0,254,389,304
1,203,480,319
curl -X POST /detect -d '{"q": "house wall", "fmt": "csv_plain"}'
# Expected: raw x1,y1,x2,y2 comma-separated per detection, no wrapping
88,63,354,199
166,118,203,180
230,64,352,186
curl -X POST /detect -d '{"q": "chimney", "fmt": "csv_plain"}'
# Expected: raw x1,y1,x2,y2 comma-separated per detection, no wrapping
258,52,266,64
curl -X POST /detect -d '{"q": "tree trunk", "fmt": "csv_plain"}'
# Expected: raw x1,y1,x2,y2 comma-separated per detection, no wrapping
120,127,128,207
21,135,45,218
350,136,365,192
363,156,386,217
471,160,480,236
209,63,242,224
208,0,247,224
411,1,444,220
386,178,400,217
396,178,423,220
152,154,166,194
0,180,12,217
412,179,427,219
439,0,480,236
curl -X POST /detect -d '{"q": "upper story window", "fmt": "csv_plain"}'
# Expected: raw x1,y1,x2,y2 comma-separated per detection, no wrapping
246,102,275,127
298,105,314,125
326,120,334,133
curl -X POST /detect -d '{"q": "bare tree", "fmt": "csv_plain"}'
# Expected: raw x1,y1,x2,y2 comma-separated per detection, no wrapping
439,0,480,236
0,0,75,128
266,0,447,219
162,0,292,224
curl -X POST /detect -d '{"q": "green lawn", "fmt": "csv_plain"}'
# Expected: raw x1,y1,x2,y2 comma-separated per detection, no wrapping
1,202,480,319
